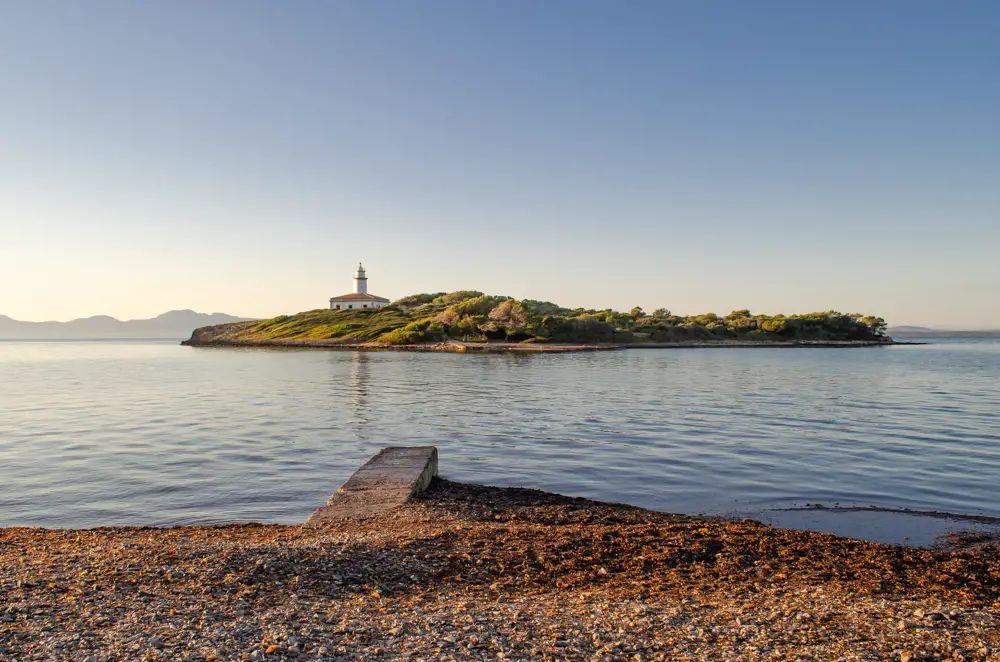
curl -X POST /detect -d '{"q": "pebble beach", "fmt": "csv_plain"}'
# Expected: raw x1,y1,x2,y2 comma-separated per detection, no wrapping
2,479,999,661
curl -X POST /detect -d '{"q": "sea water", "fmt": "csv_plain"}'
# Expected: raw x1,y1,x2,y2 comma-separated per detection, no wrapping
2,339,998,545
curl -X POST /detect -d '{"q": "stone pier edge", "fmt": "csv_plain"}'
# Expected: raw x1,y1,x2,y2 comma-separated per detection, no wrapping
303,446,438,526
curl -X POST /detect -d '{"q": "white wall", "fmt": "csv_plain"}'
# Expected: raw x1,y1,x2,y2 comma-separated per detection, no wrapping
329,299,388,310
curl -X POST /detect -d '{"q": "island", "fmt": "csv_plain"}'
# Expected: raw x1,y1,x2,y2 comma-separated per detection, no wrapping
182,291,892,351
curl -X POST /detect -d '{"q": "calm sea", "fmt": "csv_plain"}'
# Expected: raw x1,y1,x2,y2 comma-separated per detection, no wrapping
2,339,998,544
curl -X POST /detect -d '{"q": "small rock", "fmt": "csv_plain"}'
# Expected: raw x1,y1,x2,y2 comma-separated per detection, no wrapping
925,612,944,621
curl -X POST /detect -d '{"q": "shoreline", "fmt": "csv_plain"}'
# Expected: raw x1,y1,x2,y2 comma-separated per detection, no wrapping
180,338,906,352
2,479,998,660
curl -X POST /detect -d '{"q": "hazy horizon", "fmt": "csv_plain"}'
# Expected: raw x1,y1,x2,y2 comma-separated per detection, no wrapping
2,1,997,328
0,309,249,324
2,307,998,333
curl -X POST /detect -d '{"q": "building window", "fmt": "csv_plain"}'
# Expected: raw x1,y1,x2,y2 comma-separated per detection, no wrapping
363,304,368,308
349,305,353,309
335,305,341,309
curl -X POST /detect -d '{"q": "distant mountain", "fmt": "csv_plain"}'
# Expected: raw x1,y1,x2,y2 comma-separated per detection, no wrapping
888,326,935,334
888,326,1000,338
0,310,255,340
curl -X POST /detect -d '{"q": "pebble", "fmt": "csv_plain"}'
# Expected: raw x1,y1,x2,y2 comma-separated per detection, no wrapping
0,480,998,661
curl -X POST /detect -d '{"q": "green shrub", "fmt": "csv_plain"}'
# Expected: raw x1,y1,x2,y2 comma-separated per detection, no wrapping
377,320,447,345
432,291,484,305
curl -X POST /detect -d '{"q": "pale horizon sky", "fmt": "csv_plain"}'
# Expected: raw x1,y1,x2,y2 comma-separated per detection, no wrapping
2,1,998,328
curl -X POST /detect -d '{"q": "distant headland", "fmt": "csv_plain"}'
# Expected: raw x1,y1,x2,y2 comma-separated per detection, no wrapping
182,290,893,351
888,325,1000,338
0,310,253,340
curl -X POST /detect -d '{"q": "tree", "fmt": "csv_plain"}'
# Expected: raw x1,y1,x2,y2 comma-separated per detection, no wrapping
601,311,632,329
522,299,566,316
451,295,503,317
456,315,483,340
861,316,888,337
652,308,671,318
630,306,646,319
435,309,459,325
433,291,484,305
488,300,528,340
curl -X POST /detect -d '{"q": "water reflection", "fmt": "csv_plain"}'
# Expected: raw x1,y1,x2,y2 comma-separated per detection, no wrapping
348,351,370,432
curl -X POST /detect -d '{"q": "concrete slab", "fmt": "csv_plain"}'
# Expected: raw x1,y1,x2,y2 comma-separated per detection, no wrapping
303,446,438,525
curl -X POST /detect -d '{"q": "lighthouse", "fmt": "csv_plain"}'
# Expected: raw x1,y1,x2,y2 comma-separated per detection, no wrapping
354,263,368,294
329,263,390,310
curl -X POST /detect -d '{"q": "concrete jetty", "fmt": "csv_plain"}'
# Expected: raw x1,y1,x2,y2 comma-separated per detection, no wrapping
304,446,438,526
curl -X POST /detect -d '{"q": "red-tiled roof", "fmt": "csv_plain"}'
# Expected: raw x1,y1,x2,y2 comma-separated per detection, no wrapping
329,292,390,302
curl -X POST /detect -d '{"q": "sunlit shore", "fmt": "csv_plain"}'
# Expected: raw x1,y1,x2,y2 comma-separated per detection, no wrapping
2,479,997,660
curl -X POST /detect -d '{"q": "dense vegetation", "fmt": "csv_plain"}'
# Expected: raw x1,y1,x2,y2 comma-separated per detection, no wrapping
219,291,889,345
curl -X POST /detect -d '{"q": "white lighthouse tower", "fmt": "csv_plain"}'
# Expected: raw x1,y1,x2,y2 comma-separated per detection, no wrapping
354,263,368,294
329,262,389,310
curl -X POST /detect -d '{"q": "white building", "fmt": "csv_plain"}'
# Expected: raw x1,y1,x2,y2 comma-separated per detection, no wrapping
329,263,390,310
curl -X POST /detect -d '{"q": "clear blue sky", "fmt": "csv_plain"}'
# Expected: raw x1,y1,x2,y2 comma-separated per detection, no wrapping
1,1,997,327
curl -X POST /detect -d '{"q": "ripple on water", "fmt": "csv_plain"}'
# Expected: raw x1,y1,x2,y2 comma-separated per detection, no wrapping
0,340,999,544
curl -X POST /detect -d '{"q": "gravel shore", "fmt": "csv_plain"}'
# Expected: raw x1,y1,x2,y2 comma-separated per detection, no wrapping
2,479,998,661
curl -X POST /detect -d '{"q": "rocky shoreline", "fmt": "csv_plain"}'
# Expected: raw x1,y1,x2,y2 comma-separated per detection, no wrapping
180,337,899,352
2,479,998,661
